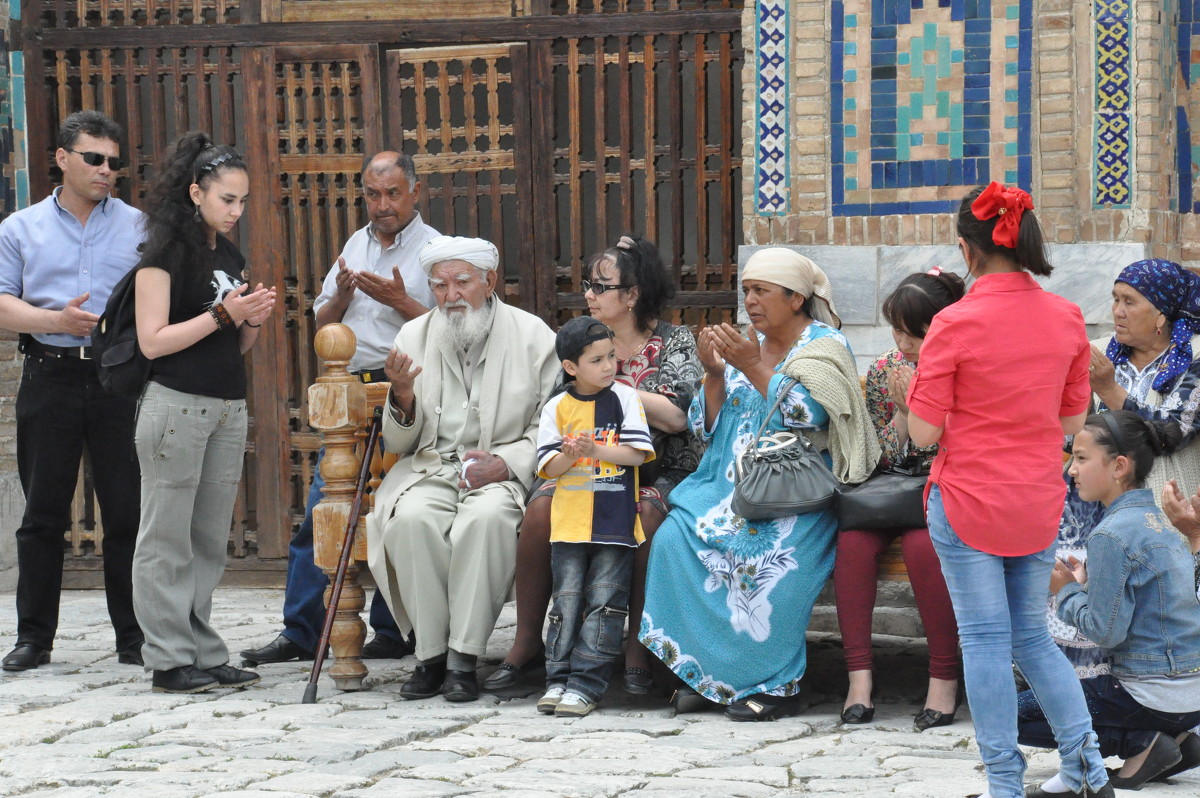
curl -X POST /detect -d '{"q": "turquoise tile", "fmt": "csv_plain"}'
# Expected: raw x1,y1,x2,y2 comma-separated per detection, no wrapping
937,91,950,118
1005,141,1018,156
1007,4,1020,19
845,69,857,82
845,97,857,111
898,106,911,135
952,49,964,64
910,133,923,146
845,13,856,28
1005,89,1019,102
846,177,858,191
846,150,858,164
1006,170,1018,183
846,124,858,137
845,42,857,55
1006,62,1018,75
1006,35,1019,50
1005,115,1017,129
937,131,949,145
898,51,910,66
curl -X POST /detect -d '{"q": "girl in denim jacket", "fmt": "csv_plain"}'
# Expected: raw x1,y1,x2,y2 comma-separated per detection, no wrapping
1018,410,1200,791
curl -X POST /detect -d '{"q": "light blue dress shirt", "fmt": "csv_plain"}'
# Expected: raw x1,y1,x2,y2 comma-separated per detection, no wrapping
0,187,145,346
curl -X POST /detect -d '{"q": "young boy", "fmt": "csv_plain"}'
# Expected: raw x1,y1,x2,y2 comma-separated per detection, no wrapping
534,316,655,718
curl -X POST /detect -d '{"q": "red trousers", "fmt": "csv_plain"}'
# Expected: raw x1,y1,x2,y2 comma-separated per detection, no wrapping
833,526,960,680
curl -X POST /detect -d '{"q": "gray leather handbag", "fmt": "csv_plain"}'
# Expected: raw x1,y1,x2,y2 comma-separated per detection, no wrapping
731,379,838,520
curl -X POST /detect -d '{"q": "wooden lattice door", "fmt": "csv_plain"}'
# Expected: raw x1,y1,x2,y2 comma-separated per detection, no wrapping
245,43,385,553
383,43,542,312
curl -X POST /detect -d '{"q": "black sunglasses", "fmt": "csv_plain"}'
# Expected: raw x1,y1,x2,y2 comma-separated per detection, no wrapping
68,149,123,171
581,279,633,295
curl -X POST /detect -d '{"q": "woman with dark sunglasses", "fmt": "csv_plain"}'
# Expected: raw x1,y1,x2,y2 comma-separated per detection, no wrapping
485,235,703,695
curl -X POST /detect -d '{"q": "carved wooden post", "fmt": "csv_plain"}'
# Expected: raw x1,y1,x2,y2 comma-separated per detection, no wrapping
308,323,370,691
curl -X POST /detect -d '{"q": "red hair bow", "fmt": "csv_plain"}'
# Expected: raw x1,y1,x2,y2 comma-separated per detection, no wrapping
971,182,1034,249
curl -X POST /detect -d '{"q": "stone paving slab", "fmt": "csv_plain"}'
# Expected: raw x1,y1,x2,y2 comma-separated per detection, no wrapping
0,588,1197,796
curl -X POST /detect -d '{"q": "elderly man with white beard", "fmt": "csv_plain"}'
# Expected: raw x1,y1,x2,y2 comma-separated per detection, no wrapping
366,235,558,702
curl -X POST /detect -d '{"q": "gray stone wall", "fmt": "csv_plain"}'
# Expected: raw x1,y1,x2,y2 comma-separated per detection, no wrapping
737,243,1143,372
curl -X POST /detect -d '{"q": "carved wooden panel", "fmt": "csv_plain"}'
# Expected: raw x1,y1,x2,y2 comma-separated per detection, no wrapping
38,1,243,28
263,0,523,23
384,43,536,308
549,0,737,12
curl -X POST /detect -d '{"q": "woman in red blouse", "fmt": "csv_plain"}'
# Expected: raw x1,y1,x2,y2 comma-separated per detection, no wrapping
906,183,1111,798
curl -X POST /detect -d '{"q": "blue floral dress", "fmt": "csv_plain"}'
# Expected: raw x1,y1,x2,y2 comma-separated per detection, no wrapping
639,322,847,703
1051,346,1200,677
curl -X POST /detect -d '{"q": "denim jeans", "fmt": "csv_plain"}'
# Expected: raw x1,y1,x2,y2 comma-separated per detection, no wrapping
545,542,634,704
282,448,402,652
926,484,1108,798
1019,674,1200,759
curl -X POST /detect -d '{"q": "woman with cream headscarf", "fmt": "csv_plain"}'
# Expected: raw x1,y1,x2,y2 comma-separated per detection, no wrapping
638,248,862,721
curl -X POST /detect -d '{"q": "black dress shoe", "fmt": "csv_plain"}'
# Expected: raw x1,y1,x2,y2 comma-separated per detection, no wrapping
481,646,545,690
117,643,144,666
624,667,654,695
400,662,447,700
205,664,261,689
361,633,415,660
913,705,958,731
841,703,875,724
2,644,50,671
1108,733,1181,790
239,634,313,665
151,665,218,694
724,693,802,722
442,669,479,702
1154,731,1200,781
670,685,714,714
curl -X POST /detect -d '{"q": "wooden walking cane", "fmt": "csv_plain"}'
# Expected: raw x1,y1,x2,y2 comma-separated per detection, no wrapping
302,405,383,704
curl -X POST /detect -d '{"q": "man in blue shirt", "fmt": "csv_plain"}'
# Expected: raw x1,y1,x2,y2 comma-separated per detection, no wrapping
0,110,145,671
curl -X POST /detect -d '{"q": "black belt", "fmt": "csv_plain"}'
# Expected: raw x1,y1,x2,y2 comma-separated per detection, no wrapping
353,368,388,384
23,338,93,360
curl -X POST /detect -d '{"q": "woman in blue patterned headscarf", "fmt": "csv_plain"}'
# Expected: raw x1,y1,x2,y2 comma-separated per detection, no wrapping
1045,258,1200,679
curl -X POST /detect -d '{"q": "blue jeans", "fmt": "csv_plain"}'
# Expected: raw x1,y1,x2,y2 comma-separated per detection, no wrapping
545,542,634,704
927,484,1108,798
1019,674,1200,759
282,449,401,652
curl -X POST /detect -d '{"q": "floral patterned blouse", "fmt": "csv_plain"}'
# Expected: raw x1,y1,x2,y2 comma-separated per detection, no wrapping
865,348,939,470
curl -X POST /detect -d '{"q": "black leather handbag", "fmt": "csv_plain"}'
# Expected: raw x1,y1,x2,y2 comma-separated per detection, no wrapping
835,458,929,530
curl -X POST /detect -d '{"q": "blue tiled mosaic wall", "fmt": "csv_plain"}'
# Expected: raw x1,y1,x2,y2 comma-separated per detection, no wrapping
829,0,1032,217
1179,1,1200,213
1094,0,1132,209
754,0,789,215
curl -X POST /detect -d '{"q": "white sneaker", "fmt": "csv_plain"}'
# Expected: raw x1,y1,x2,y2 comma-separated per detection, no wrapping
554,690,597,718
537,686,565,715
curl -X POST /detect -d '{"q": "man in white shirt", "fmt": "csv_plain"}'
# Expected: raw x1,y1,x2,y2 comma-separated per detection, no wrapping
241,152,438,666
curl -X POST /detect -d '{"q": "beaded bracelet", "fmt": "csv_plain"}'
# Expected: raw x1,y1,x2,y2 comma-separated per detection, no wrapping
209,303,234,330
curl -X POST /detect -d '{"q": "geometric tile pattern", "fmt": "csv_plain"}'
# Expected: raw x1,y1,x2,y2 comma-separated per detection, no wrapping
754,0,789,216
1094,0,1132,208
831,0,1033,216
1179,0,1200,213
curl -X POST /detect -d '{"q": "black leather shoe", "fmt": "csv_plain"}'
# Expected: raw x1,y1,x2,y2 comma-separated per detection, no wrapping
1154,731,1200,781
442,669,479,702
151,665,218,694
670,685,714,714
361,633,415,660
117,643,144,666
1025,780,1115,797
1108,733,1181,790
400,662,447,700
481,646,545,690
841,703,875,724
913,705,958,731
2,644,50,671
205,664,261,689
239,634,313,665
725,693,802,722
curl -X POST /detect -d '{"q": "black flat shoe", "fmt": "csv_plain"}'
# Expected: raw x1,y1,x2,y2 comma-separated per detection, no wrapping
116,643,144,666
913,705,957,730
239,634,313,666
2,644,50,671
481,646,545,690
841,703,875,724
205,664,261,689
670,686,714,714
151,665,218,694
624,667,654,695
400,662,447,700
724,693,802,722
361,632,415,660
442,669,479,703
1108,733,1181,790
1154,731,1200,781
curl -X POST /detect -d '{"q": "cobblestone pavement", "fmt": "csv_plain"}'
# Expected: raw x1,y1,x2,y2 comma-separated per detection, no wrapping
1,589,1197,797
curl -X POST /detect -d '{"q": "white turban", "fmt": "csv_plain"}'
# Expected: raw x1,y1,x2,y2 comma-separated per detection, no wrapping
419,235,499,275
743,248,841,328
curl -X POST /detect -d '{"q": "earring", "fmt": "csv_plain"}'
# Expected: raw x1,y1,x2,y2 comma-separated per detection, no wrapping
193,204,201,222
